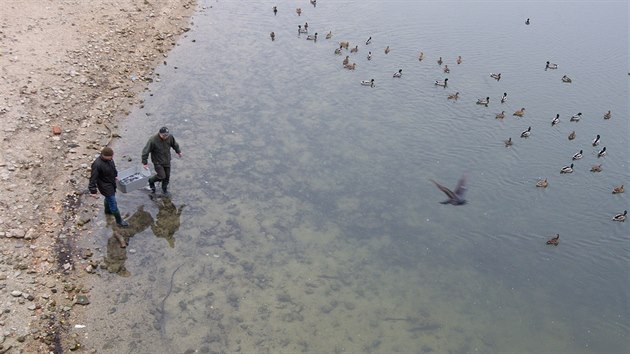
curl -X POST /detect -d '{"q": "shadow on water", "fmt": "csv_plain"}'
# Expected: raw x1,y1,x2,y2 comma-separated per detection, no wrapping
76,0,629,353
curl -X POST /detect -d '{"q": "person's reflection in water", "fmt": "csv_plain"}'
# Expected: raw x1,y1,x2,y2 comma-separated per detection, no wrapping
151,198,185,248
103,205,154,276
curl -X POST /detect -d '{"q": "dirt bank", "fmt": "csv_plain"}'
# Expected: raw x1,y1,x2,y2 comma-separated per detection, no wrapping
0,0,196,352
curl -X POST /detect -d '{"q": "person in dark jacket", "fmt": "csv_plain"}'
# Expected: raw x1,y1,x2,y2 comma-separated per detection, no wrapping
88,147,129,227
141,127,182,197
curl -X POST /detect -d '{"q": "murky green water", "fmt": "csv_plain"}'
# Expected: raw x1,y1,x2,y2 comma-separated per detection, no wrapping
78,0,629,352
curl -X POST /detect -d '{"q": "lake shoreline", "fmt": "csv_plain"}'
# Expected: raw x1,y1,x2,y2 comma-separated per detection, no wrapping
0,0,197,352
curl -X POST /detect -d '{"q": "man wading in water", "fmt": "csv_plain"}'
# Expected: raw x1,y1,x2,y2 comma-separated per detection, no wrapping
142,127,182,197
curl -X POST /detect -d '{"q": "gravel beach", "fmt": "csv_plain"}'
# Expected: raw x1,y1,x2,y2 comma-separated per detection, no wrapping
0,0,196,351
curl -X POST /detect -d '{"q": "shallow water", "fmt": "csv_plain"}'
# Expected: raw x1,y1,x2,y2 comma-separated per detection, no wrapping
79,0,629,352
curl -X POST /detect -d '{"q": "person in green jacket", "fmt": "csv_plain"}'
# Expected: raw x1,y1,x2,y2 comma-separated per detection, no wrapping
141,127,182,197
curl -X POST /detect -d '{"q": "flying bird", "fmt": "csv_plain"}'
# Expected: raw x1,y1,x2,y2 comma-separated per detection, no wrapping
430,173,468,205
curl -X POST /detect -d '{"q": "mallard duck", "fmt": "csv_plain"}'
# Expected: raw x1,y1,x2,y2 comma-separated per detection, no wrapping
572,150,583,160
350,45,358,53
367,51,372,60
457,55,462,64
296,8,302,16
334,47,342,55
476,97,490,106
568,131,576,140
513,108,526,117
520,126,531,138
443,65,450,73
561,163,574,174
418,52,424,61
365,37,372,45
434,78,448,87
546,61,558,69
570,112,582,122
339,41,349,49
270,32,275,41
306,32,318,41
603,110,611,119
361,79,375,87
448,92,460,100
342,56,350,66
273,6,277,15
490,73,501,80
546,234,559,246
393,69,402,78
525,18,530,25
561,75,572,83
344,62,356,70
590,164,602,172
437,57,443,65
495,111,505,119
597,147,606,158
384,46,390,54
504,137,513,147
592,134,600,146
500,92,507,103
612,185,624,194
304,22,309,31
310,0,317,5
551,113,560,126
326,31,332,39
612,210,627,222
536,178,549,188
298,25,308,34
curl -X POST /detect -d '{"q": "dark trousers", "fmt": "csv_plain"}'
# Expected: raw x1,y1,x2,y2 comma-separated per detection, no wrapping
150,164,171,192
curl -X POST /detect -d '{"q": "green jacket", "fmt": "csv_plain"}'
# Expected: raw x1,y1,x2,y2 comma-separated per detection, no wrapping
141,134,181,166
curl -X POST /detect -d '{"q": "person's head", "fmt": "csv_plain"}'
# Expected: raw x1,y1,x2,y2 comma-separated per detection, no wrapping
158,127,170,140
101,147,114,160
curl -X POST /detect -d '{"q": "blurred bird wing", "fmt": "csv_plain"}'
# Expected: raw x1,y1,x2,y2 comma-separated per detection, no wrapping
430,179,457,200
454,173,468,198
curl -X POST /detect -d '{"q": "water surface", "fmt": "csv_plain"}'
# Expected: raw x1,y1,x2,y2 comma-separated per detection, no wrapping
79,1,629,353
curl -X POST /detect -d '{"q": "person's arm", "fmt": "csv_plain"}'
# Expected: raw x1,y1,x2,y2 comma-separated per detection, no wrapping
171,136,182,157
88,160,99,196
141,139,152,167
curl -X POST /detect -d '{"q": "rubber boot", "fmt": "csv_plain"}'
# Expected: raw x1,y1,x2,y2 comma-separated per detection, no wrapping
112,211,129,227
162,182,171,198
104,199,113,215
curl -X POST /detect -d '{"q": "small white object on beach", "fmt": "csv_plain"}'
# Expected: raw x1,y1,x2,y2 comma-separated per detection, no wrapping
74,324,87,329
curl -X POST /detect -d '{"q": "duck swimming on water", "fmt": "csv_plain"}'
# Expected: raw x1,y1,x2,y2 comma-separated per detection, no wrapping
546,61,558,69
546,234,559,246
551,114,560,126
448,92,460,100
500,92,507,103
568,131,576,140
536,178,549,188
612,185,624,194
361,79,375,87
490,73,501,80
612,210,627,222
476,97,490,106
570,112,582,122
434,78,448,87
572,150,583,160
560,163,574,174
393,69,402,78
495,111,505,119
592,134,600,146
520,126,531,138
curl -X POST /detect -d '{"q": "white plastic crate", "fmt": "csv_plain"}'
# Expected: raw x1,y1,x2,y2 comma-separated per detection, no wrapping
116,165,151,193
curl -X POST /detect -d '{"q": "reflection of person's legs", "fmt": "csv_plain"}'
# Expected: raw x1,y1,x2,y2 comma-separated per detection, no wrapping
105,195,128,227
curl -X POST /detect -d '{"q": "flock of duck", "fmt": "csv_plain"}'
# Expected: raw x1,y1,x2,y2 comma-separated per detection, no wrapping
269,3,626,241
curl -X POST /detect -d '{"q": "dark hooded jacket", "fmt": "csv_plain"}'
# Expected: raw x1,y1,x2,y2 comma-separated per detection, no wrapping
88,156,118,197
